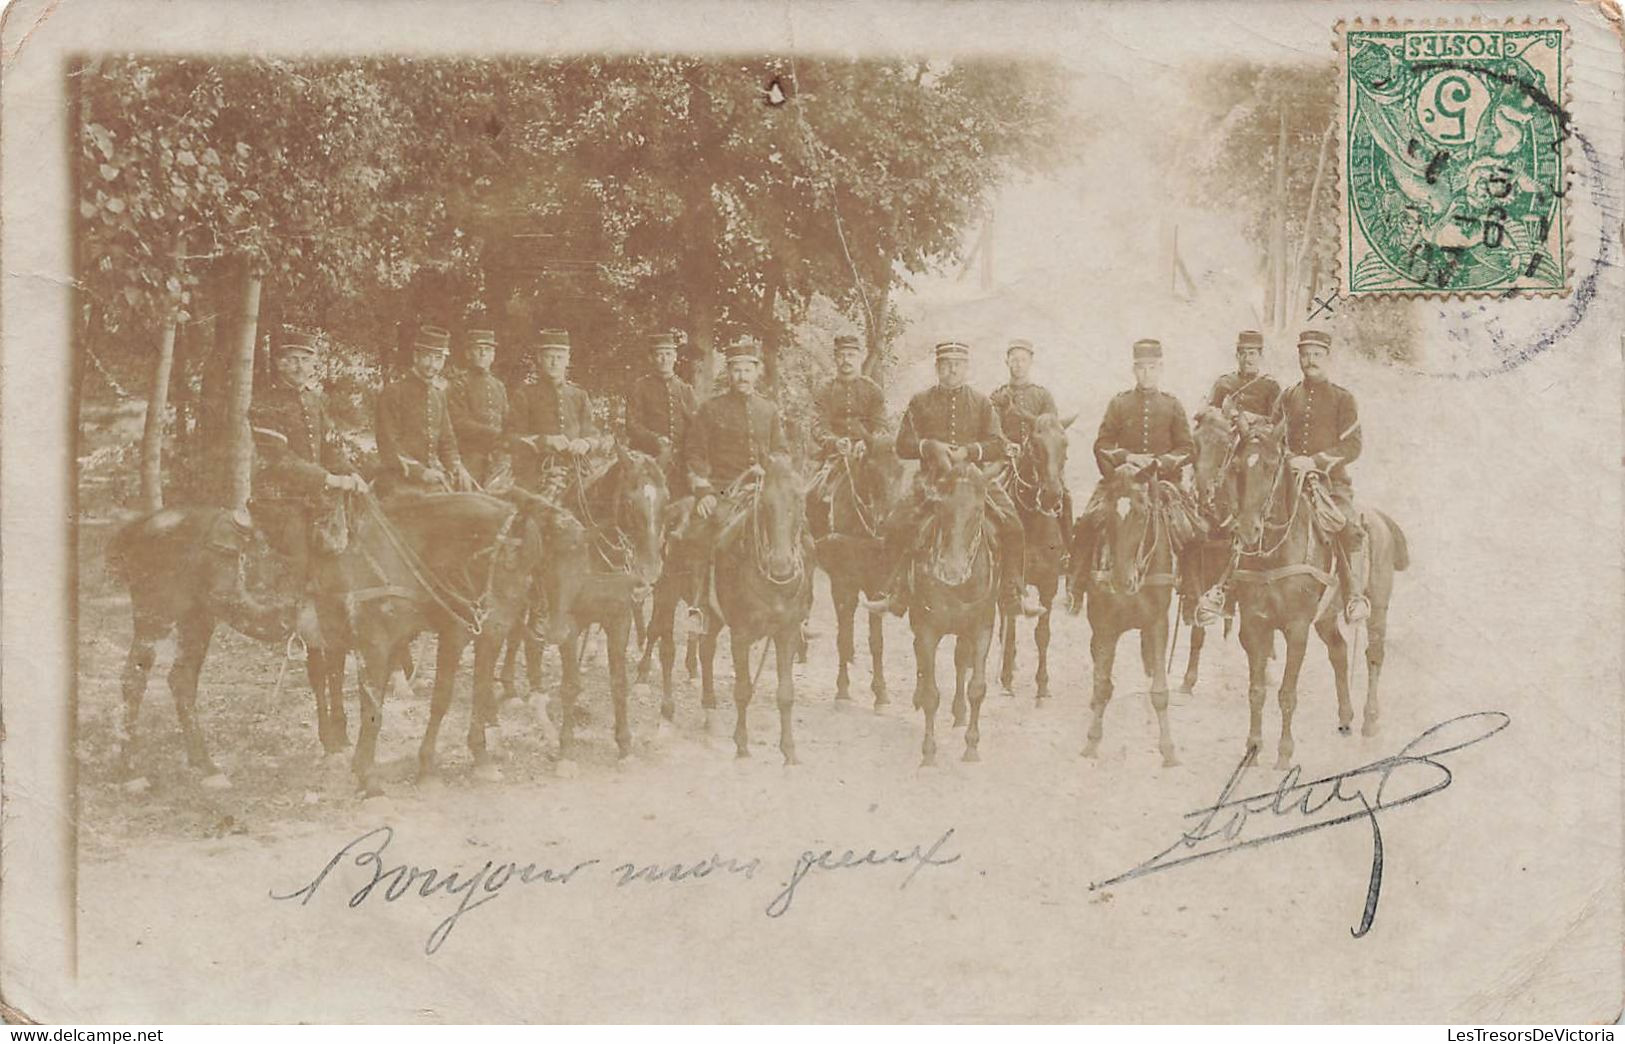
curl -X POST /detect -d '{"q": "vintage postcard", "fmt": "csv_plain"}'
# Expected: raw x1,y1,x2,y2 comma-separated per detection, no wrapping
1,0,1621,1025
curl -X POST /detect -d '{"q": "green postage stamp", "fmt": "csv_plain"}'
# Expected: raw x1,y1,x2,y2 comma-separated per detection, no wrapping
1339,22,1567,296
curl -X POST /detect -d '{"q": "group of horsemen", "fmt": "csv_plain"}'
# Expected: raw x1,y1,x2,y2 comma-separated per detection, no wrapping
248,320,1371,644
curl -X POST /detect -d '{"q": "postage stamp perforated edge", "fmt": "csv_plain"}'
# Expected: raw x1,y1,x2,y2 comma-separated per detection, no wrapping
1334,18,1572,301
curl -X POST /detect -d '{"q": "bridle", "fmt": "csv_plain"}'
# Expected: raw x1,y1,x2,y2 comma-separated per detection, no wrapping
1004,433,1066,518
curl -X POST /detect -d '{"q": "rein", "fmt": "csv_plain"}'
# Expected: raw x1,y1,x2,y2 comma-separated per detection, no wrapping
1004,436,1065,518
572,456,637,575
1230,449,1338,612
834,451,883,539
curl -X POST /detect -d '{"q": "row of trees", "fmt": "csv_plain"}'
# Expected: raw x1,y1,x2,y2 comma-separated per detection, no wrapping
77,55,1071,511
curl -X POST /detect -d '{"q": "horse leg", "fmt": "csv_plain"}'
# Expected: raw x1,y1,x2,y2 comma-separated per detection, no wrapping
556,630,581,763
609,612,632,758
731,631,754,759
999,605,1017,697
168,608,223,782
418,627,463,783
1316,615,1354,735
699,630,719,711
685,632,700,680
1034,585,1053,702
1239,616,1270,768
525,631,545,695
951,635,969,728
1143,609,1178,767
834,577,856,701
499,626,520,703
868,610,888,708
1180,624,1205,695
915,628,942,767
1275,621,1312,770
351,624,394,797
469,631,504,781
776,629,799,766
964,623,992,762
1082,621,1116,759
115,608,165,784
1363,595,1389,738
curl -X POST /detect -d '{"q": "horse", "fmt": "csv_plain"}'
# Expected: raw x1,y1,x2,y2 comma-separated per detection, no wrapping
316,490,588,792
632,502,705,723
1228,419,1409,769
813,438,906,709
1179,406,1250,694
544,448,668,765
1067,469,1180,767
700,453,815,763
995,412,1073,702
106,506,299,788
907,462,1001,766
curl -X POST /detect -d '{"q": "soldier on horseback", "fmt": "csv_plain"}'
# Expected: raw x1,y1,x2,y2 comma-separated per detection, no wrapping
805,333,887,540
625,331,698,494
507,328,609,493
375,324,474,497
1207,329,1281,423
249,328,366,591
1273,328,1370,623
1072,338,1195,592
861,340,1043,619
446,327,510,490
989,338,1058,444
683,336,789,633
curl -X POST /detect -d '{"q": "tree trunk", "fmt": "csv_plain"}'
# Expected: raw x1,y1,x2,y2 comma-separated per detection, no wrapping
690,296,718,398
222,262,262,512
1288,117,1336,324
1268,106,1289,333
861,277,893,386
139,314,179,514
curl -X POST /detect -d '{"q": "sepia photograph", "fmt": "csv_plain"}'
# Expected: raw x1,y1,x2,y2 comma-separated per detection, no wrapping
1,0,1621,1026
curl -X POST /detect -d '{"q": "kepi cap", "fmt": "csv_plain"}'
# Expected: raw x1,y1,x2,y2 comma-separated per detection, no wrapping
413,325,451,354
724,335,762,362
934,340,971,362
536,328,572,352
833,334,862,353
466,328,498,349
277,328,319,356
1132,338,1163,360
1235,330,1264,351
648,332,679,352
1006,338,1035,356
1297,329,1333,351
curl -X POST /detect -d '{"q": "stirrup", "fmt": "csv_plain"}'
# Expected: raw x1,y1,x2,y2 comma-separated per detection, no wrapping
1343,595,1370,624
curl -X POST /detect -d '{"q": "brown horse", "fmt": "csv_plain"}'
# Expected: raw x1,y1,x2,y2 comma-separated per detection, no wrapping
996,412,1073,702
632,502,704,723
547,449,668,766
1180,406,1248,694
1067,470,1180,767
908,463,1001,766
1229,420,1409,769
813,439,906,709
701,454,815,763
106,507,299,788
317,491,587,792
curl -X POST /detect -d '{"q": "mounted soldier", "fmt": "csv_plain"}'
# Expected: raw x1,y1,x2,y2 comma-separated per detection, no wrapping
507,327,608,494
682,335,789,632
625,330,698,495
861,340,1043,620
1272,328,1370,622
1207,329,1281,426
989,338,1058,444
248,327,366,593
375,324,474,497
446,327,510,490
805,332,887,539
1072,338,1195,591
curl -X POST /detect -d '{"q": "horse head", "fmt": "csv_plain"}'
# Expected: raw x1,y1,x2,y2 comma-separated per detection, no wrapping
1232,418,1288,548
606,445,669,589
507,490,591,645
1022,412,1072,515
757,453,806,583
1191,406,1239,528
853,435,907,521
1100,467,1157,595
927,462,991,584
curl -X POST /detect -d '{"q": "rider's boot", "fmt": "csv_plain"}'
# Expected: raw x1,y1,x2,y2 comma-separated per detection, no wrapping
859,559,910,617
1341,525,1371,624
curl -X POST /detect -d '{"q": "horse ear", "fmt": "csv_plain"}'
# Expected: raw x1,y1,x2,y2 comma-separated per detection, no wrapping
1060,412,1078,431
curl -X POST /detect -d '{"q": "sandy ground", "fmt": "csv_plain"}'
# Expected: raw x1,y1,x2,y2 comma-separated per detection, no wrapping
61,344,1622,1023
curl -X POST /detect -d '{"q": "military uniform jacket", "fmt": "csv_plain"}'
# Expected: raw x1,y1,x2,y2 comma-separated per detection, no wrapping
1207,371,1282,418
896,384,1005,472
376,373,463,481
989,381,1058,443
1272,379,1361,482
250,380,348,499
686,390,787,494
509,379,599,442
626,373,698,457
1093,387,1194,475
812,375,887,452
446,369,509,460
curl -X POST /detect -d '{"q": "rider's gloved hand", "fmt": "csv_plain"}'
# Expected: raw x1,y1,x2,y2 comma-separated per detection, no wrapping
544,435,572,452
835,437,852,456
1288,455,1315,476
1003,441,1020,459
696,493,718,518
419,467,446,487
569,438,591,456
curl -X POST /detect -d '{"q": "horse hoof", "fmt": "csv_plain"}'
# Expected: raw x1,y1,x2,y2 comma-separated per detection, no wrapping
1081,743,1100,760
920,754,936,768
555,758,579,779
1001,685,1015,699
1162,753,1181,768
358,780,386,800
1362,721,1379,738
1274,756,1293,772
782,751,800,767
1338,724,1352,736
835,690,852,703
416,771,444,792
200,772,232,791
962,748,981,763
952,716,966,729
1178,683,1195,696
735,745,751,760
121,777,152,796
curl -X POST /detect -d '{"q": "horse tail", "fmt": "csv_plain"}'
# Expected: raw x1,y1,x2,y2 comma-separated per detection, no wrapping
105,514,144,586
1374,510,1410,572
